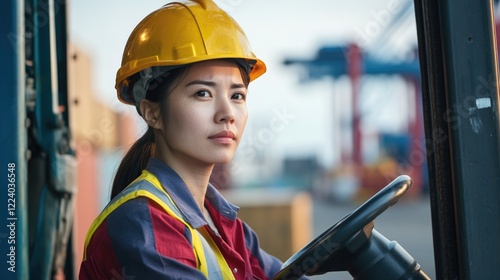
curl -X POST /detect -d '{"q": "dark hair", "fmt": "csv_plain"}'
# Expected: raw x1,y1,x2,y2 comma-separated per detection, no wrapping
110,60,251,200
110,68,186,199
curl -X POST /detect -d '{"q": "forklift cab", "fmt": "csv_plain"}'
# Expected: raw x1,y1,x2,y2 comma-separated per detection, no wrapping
276,0,500,279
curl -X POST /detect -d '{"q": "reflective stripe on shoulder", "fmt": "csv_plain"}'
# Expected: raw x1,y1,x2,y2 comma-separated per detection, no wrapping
141,171,235,280
82,171,152,261
82,170,235,280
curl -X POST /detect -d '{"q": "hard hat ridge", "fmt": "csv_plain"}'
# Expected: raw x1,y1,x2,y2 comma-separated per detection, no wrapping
188,0,218,10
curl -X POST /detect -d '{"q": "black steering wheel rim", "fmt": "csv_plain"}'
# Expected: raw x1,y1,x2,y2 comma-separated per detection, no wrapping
273,175,413,280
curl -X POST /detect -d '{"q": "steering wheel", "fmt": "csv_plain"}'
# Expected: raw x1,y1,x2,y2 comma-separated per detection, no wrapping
273,175,430,280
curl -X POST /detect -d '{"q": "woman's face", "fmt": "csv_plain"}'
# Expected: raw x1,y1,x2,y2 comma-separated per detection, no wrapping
159,60,249,167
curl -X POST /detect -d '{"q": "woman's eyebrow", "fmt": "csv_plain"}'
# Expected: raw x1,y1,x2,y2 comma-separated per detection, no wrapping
185,80,215,87
185,80,246,89
231,83,246,89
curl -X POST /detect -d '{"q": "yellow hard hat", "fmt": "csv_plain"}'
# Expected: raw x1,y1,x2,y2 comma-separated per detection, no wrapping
116,0,266,105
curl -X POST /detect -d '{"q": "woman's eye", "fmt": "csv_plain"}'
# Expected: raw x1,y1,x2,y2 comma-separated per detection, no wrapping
232,93,246,100
195,90,211,98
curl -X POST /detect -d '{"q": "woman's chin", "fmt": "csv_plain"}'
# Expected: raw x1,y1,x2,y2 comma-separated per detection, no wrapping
208,154,234,165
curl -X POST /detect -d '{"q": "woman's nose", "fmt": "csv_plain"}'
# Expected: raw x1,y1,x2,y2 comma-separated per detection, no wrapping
214,98,235,124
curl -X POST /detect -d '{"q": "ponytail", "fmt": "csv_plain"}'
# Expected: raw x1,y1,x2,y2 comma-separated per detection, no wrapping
109,67,187,200
111,127,155,199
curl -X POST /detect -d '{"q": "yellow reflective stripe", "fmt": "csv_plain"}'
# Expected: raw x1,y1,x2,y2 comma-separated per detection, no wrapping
82,185,145,260
141,189,210,278
83,172,149,260
199,227,236,280
141,171,236,279
83,170,234,280
138,172,209,277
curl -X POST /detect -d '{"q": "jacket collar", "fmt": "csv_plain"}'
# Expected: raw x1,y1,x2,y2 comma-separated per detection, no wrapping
145,158,239,229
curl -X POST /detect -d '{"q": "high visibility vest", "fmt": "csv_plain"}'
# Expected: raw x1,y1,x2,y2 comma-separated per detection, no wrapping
83,170,236,279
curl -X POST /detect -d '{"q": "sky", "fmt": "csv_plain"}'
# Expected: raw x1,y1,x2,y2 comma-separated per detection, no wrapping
69,0,418,186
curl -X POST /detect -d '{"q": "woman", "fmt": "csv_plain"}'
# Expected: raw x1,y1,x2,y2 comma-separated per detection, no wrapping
80,1,309,279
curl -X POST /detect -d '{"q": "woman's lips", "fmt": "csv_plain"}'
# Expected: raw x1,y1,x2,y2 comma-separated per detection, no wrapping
208,130,235,144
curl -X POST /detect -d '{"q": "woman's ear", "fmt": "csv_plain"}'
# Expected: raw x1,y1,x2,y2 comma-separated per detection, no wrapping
140,99,163,129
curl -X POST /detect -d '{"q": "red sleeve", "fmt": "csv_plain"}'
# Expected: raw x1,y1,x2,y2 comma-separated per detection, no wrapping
148,199,198,267
79,222,122,280
80,197,205,279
